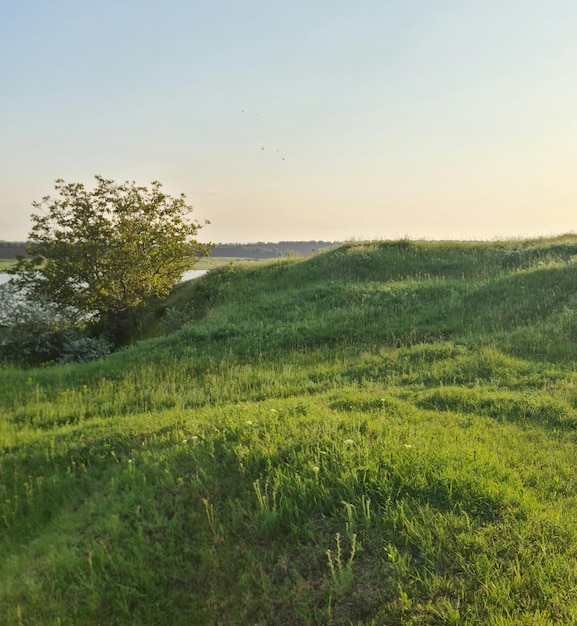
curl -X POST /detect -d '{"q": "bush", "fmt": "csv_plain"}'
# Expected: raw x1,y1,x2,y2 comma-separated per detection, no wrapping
58,335,112,364
0,282,110,365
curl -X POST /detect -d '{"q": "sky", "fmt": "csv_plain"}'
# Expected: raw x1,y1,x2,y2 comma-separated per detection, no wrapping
1,0,577,244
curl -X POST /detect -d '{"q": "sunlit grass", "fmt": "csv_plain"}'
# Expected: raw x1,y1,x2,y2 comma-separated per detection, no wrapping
193,255,250,270
0,259,16,271
3,236,577,624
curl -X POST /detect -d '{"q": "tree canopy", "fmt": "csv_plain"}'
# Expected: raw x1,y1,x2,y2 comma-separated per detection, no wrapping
11,176,211,344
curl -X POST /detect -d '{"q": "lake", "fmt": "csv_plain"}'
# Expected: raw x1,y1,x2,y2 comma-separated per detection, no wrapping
0,269,208,286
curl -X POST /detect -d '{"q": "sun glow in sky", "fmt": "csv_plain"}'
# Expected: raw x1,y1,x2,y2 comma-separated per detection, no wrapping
1,1,576,243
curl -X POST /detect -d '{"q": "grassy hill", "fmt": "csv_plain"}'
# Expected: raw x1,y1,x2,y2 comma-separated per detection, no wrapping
3,236,577,624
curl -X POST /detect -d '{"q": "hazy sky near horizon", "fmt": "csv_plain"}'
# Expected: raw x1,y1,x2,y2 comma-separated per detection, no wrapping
1,1,577,243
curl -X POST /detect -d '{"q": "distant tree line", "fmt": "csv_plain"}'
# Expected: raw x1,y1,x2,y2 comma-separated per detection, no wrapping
1,240,340,260
210,241,339,258
0,242,28,258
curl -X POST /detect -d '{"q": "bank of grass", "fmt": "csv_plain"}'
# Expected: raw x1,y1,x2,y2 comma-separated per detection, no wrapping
3,236,577,624
0,259,16,271
194,255,249,270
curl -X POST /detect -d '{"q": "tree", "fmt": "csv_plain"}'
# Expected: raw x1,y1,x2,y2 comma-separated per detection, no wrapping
11,176,211,345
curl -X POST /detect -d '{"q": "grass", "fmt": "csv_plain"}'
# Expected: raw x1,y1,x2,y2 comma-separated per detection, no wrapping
0,259,16,271
193,255,250,270
3,236,577,624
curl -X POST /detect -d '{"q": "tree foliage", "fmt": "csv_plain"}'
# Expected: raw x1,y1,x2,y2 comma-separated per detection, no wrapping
0,281,111,365
11,176,211,344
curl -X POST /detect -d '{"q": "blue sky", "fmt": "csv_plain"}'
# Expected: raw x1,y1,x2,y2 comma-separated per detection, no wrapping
1,1,577,243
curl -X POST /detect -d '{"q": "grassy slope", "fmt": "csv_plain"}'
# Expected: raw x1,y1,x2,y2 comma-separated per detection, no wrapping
3,237,577,624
